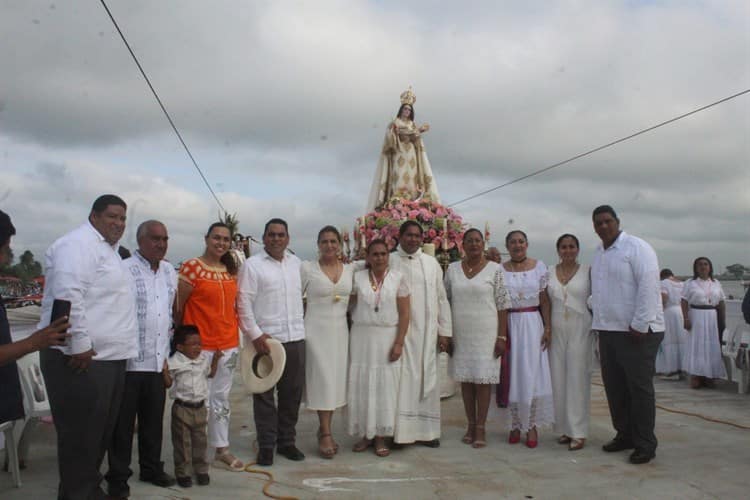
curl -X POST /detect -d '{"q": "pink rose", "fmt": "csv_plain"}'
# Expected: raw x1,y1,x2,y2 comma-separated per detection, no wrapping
427,228,437,239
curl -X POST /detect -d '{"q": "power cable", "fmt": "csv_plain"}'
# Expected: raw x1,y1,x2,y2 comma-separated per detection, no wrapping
99,0,227,214
448,88,750,207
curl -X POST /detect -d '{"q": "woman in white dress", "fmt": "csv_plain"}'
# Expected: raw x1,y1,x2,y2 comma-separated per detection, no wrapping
548,234,593,451
655,269,687,378
302,226,355,459
348,239,410,457
445,229,511,448
502,230,553,448
681,257,727,389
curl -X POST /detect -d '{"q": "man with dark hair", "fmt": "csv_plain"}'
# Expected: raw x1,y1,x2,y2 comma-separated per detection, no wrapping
38,195,138,499
106,221,177,497
0,209,15,246
590,205,664,465
237,218,306,466
390,220,452,447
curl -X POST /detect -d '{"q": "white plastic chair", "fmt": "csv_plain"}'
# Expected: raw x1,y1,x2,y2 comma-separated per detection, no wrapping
722,322,750,394
13,351,52,467
0,420,21,487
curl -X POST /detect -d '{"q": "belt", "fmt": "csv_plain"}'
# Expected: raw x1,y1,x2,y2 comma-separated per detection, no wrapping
690,304,717,310
509,306,540,313
174,399,205,409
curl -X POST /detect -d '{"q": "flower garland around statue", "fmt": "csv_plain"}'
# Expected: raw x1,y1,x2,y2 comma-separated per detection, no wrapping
355,197,466,261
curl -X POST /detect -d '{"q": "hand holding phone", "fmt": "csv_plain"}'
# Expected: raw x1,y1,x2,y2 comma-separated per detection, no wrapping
30,316,71,350
48,299,72,347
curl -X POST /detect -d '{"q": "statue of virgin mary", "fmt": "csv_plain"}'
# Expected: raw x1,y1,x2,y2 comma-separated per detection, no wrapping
366,87,441,212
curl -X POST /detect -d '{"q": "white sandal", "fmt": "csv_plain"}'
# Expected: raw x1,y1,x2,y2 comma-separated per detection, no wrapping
214,450,244,471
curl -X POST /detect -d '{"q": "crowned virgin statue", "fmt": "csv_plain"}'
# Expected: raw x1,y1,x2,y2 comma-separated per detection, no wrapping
366,87,441,212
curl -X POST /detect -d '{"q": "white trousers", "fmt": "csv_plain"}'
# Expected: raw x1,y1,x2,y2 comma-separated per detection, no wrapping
549,312,594,439
204,347,238,449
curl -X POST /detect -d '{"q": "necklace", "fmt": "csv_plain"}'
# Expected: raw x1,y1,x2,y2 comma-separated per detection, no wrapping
320,260,343,302
509,257,528,273
697,278,713,305
369,269,388,312
462,257,485,278
557,263,579,285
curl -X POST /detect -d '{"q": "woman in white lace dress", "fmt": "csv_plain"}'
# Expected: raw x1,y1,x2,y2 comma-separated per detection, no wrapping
548,234,593,451
445,229,511,448
502,230,553,448
681,257,727,389
655,269,687,377
347,239,410,457
301,226,355,459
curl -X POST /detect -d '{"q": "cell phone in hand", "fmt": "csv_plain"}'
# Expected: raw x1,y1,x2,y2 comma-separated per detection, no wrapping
51,299,71,345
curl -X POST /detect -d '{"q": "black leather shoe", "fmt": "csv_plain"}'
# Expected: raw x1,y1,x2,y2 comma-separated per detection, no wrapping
106,483,129,499
277,445,305,461
257,448,274,466
176,476,192,488
105,494,128,500
629,449,655,464
196,473,210,486
419,439,441,448
139,470,176,488
602,438,635,452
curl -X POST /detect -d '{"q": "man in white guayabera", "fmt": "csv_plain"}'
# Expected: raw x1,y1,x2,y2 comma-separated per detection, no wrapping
590,205,664,465
39,194,137,499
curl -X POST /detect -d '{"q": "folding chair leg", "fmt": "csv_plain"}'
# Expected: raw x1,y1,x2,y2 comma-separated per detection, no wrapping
2,423,22,487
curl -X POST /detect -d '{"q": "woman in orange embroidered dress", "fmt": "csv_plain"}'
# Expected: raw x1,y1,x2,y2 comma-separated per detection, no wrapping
176,222,244,471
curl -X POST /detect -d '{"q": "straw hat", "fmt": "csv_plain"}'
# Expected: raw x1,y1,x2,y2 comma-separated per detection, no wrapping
239,338,286,394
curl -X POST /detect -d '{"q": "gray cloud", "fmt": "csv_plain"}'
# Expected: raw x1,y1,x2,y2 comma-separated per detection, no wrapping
1,0,748,274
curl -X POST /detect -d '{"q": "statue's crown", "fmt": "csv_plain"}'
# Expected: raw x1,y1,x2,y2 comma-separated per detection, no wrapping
400,87,416,106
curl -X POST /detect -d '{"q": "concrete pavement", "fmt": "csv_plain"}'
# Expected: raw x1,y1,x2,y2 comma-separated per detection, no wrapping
2,370,749,499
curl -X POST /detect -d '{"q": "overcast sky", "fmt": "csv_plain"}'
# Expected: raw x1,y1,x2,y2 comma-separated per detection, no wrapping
1,0,748,274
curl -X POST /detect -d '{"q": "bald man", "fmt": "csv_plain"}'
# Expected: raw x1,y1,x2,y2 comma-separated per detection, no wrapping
486,247,502,263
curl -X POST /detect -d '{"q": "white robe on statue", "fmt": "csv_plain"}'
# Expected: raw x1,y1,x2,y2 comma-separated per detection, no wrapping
366,118,440,212
389,247,452,443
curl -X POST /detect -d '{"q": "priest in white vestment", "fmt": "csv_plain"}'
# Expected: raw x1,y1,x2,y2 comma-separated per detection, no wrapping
390,221,452,446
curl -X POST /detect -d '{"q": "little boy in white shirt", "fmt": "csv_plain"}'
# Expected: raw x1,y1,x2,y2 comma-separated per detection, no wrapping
163,325,222,488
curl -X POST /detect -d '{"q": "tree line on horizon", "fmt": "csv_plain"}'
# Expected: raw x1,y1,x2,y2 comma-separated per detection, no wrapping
0,249,43,282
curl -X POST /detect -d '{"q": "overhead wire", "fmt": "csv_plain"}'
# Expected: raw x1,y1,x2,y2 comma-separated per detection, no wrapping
448,88,750,207
99,0,227,214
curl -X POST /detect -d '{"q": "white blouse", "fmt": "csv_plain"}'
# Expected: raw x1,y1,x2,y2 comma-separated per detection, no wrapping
660,279,684,308
548,264,590,317
682,278,725,306
351,269,409,327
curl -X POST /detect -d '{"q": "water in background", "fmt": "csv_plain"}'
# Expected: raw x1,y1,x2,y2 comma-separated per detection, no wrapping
719,280,746,300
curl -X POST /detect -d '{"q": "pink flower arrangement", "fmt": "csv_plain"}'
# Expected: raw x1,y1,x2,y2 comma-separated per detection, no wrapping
357,197,466,256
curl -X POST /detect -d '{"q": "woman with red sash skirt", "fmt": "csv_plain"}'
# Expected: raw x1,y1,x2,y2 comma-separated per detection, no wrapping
500,230,553,448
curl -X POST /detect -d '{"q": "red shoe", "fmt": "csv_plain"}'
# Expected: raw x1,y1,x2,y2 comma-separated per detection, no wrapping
526,428,538,448
508,430,521,444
